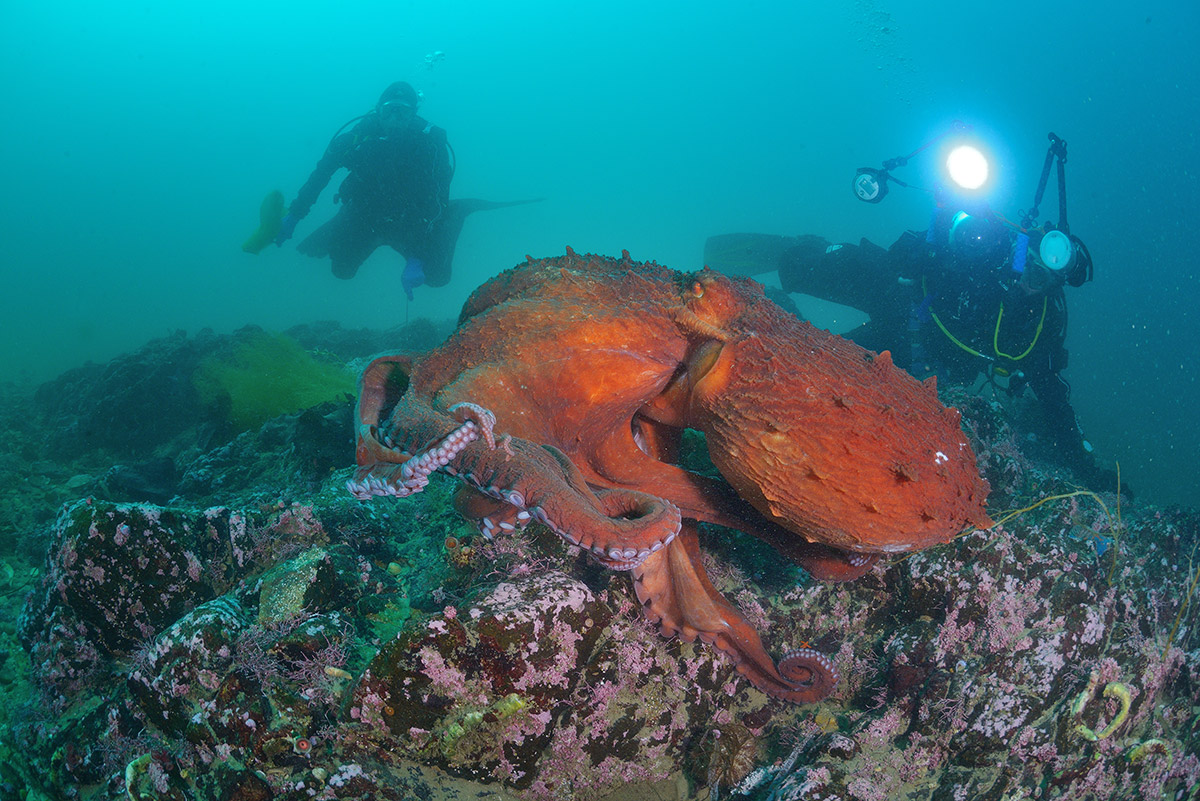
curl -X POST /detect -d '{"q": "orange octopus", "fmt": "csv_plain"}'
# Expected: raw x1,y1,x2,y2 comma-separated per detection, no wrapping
349,249,992,703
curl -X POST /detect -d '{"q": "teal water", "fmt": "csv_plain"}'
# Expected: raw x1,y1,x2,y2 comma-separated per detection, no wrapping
0,0,1195,506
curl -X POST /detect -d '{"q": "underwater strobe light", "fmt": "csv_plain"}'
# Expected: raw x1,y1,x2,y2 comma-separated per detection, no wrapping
851,121,974,204
1038,229,1076,272
946,145,989,191
853,168,889,203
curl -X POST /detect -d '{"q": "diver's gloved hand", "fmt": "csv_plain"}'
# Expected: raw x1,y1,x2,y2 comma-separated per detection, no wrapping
402,258,426,301
274,214,298,246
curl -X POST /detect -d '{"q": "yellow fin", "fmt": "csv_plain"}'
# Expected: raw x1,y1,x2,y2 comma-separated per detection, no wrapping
241,190,287,254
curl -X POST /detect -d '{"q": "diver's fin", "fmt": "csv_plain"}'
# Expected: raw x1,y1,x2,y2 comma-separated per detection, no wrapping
703,232,801,278
242,190,287,254
449,197,545,215
422,198,545,287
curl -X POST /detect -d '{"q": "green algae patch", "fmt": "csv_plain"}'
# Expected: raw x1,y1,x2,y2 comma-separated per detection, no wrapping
193,331,355,432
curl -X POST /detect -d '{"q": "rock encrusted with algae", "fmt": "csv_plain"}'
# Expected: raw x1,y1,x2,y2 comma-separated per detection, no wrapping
350,569,760,795
3,374,1199,801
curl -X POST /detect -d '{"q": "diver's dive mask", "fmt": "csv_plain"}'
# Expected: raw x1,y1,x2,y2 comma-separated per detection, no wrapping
947,211,1010,270
378,100,415,121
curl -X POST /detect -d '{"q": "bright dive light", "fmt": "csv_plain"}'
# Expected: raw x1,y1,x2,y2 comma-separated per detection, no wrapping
946,145,989,190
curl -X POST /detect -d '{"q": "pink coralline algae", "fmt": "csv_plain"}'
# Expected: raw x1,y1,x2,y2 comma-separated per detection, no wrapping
9,387,1200,800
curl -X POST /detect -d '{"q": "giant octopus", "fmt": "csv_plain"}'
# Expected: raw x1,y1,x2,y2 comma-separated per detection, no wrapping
349,249,992,703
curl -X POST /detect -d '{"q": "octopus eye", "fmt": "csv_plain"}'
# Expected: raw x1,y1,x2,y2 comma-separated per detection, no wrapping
691,280,705,298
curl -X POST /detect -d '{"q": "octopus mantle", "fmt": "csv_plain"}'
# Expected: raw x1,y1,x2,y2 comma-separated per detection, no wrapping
349,249,992,703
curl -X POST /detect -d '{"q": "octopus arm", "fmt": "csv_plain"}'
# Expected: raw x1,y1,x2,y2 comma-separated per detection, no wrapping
632,528,837,704
450,438,682,566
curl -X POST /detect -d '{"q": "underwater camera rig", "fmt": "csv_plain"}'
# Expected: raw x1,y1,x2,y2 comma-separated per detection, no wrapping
853,126,1092,286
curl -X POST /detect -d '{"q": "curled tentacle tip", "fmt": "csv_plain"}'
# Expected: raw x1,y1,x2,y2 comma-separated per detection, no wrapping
778,646,839,698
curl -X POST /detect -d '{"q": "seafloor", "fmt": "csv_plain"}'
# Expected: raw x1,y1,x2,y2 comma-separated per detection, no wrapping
0,322,1196,801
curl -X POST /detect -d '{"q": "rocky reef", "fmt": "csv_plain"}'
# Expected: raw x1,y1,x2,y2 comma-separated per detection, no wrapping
0,324,1197,801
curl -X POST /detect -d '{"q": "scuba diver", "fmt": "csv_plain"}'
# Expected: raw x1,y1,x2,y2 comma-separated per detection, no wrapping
273,81,536,300
707,129,1120,494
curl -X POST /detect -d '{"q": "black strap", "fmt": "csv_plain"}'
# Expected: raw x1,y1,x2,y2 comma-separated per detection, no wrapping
1023,133,1069,232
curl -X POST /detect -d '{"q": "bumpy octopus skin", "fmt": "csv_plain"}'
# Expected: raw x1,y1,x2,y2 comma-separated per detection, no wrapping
348,249,992,704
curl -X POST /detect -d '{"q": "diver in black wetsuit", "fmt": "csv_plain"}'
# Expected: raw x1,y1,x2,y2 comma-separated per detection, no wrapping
274,81,453,299
777,207,1118,492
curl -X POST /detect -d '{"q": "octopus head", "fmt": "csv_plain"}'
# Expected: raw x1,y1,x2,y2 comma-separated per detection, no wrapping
685,294,992,554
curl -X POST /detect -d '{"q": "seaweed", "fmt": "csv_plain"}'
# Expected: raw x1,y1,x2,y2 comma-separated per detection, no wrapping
192,331,355,432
